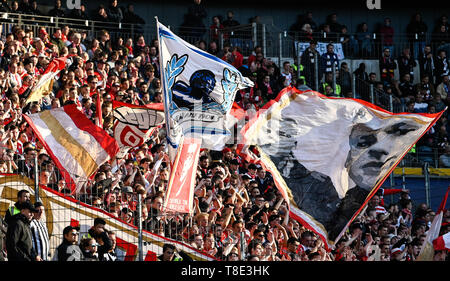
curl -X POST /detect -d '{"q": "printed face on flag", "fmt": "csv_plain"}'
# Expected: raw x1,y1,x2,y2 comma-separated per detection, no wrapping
345,120,419,190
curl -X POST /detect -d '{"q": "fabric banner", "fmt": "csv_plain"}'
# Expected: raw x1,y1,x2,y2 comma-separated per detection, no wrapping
417,186,449,260
163,137,201,214
241,86,445,246
25,57,67,104
433,232,450,251
157,20,253,162
0,174,216,261
23,104,119,194
112,101,165,157
294,41,345,60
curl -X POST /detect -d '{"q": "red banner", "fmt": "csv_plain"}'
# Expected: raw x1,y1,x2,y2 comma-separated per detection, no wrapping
163,137,201,214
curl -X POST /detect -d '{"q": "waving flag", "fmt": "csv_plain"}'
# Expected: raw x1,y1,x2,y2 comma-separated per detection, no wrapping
25,56,67,104
23,104,119,194
156,19,253,162
433,232,450,252
241,86,445,248
417,186,449,260
112,101,165,157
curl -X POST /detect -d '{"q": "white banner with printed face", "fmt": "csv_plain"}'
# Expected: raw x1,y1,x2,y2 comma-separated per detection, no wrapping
295,41,345,60
241,87,444,245
0,174,216,261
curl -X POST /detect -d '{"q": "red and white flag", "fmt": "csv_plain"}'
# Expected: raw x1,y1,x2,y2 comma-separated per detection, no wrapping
23,104,119,194
25,56,67,104
433,232,450,251
163,137,201,214
417,186,449,260
112,101,165,157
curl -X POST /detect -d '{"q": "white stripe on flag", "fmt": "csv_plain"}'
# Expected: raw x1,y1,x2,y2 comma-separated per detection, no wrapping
28,114,89,180
49,109,110,167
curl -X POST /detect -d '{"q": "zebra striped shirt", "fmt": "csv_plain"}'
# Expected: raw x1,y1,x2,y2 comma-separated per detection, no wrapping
30,219,50,261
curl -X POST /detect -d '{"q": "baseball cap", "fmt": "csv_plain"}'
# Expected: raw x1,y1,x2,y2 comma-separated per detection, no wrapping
18,201,38,212
122,186,133,194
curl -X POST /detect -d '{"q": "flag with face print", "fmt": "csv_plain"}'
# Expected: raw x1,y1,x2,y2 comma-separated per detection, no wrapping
240,86,445,249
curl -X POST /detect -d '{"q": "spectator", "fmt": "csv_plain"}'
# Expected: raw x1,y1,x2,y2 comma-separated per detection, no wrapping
434,49,449,85
30,201,49,261
407,13,428,59
80,236,100,261
320,43,339,78
47,0,65,18
106,0,123,23
326,13,343,34
436,75,450,103
122,4,145,34
379,47,397,87
4,189,31,225
209,15,224,42
439,145,450,167
69,3,88,21
432,24,450,55
415,75,436,102
183,0,207,42
339,62,352,97
419,45,435,83
397,47,417,84
356,22,373,58
379,17,395,55
28,0,42,16
18,0,31,14
53,225,83,261
5,201,40,261
157,243,183,261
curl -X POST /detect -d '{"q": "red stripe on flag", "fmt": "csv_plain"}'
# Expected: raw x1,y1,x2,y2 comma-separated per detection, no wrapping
22,113,78,194
63,104,119,158
164,137,201,214
112,100,164,111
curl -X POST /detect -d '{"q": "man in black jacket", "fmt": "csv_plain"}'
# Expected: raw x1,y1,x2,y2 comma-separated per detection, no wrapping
87,218,113,261
5,201,40,261
397,48,417,84
54,225,83,261
4,189,31,225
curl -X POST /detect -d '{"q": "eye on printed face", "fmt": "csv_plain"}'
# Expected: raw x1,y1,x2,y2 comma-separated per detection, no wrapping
346,121,418,190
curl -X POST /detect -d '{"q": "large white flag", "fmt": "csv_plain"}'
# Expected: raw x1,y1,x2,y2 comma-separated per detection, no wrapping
241,86,445,248
23,104,120,194
157,20,253,161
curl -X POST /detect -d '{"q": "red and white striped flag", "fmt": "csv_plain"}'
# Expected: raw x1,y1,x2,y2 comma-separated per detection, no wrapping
25,56,67,104
23,104,119,194
417,186,449,260
433,232,450,251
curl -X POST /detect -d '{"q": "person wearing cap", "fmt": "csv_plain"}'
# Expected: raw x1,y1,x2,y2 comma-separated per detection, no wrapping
53,225,83,261
5,201,41,261
30,201,50,261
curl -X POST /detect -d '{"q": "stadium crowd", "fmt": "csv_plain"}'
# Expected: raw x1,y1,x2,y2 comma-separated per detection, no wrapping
0,0,449,261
